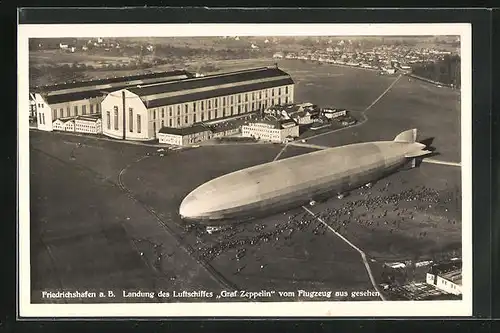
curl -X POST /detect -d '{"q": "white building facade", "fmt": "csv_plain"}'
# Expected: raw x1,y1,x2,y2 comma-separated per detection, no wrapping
241,120,299,143
426,270,462,296
101,66,295,141
31,70,192,132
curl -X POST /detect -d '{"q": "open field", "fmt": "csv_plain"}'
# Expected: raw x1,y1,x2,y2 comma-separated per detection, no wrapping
28,59,461,302
30,133,224,303
299,72,461,163
30,50,135,66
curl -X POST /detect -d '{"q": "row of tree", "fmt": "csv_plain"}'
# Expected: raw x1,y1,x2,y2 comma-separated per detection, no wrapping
411,55,461,88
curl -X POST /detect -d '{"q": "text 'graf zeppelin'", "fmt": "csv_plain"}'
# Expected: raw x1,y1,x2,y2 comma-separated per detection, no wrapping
41,289,381,301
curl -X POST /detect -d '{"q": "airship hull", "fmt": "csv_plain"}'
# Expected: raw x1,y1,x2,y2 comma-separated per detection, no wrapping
179,129,430,224
181,161,405,224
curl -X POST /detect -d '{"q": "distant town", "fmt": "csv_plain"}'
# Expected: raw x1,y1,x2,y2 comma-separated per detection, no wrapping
29,36,460,89
29,36,460,148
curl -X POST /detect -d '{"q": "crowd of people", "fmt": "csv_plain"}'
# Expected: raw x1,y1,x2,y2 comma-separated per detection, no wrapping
181,181,461,271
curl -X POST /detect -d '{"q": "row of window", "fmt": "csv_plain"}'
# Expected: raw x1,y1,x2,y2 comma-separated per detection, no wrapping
54,104,100,119
151,88,292,119
38,113,46,125
106,108,141,134
243,128,279,134
152,98,287,129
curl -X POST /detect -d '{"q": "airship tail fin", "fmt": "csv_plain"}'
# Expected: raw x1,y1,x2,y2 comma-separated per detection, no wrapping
394,129,417,143
405,150,432,158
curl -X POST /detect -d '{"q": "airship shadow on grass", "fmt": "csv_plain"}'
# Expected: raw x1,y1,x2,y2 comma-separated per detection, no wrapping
179,129,434,226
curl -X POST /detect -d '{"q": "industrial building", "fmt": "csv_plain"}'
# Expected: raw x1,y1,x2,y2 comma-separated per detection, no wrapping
321,108,347,119
241,117,299,143
265,102,319,125
52,114,102,134
32,70,193,132
158,125,211,146
100,66,295,141
426,260,462,296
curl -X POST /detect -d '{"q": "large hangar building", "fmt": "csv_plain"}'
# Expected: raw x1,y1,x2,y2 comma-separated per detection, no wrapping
100,66,295,141
32,70,193,132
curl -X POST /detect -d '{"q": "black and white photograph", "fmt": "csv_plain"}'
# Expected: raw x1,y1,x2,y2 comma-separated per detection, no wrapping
18,23,472,317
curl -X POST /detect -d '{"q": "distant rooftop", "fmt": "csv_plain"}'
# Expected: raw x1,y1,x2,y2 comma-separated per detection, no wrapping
429,260,462,276
158,124,209,136
32,70,194,93
440,269,462,286
37,70,193,105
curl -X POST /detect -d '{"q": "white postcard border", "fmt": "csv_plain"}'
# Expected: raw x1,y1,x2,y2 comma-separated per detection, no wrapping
18,22,472,318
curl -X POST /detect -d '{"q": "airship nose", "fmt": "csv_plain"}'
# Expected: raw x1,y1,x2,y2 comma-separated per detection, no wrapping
179,192,203,220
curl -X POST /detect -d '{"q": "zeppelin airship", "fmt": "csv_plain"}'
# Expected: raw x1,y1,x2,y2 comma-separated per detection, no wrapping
179,129,432,224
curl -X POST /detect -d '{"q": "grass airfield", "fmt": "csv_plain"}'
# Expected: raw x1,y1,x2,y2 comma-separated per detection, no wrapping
28,60,462,303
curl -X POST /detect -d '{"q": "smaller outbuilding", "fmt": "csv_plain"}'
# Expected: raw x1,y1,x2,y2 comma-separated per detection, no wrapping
158,125,211,146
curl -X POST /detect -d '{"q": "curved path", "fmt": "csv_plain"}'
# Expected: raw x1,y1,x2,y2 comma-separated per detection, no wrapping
274,74,403,162
304,74,403,142
117,155,239,291
302,206,386,301
274,75,403,302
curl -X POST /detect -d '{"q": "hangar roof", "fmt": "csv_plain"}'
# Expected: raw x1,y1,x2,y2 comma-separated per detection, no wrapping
143,78,294,108
129,67,294,108
159,124,210,136
38,70,193,105
32,70,193,93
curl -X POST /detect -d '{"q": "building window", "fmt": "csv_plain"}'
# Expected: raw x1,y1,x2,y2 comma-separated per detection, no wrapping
238,106,241,114
252,102,255,110
223,97,226,106
230,96,233,104
185,105,188,114
169,107,172,117
129,108,133,132
201,113,204,121
208,100,211,109
245,104,248,112
185,116,188,124
193,114,197,123
278,98,281,105
223,108,226,117
193,102,196,112
177,106,181,115
107,111,111,129
96,104,100,113
153,110,156,119
170,119,173,127
74,105,78,116
114,107,119,130
161,108,164,118
245,93,248,102
201,101,204,111
161,120,164,128
208,112,211,120
231,106,234,115
238,95,241,103
278,87,281,95
59,108,63,118
259,91,262,99
176,118,180,126
285,86,289,94
90,104,94,114
252,92,255,100
272,89,275,97
215,99,218,108
137,115,141,133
